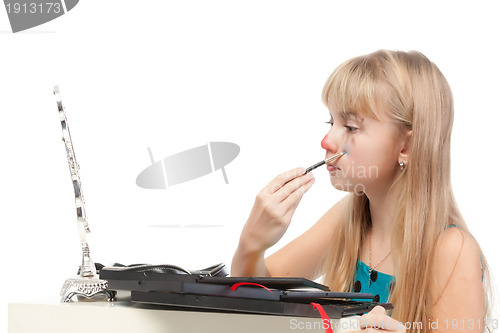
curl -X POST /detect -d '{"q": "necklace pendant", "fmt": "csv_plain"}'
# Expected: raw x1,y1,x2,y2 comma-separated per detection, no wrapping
370,269,378,283
368,269,371,287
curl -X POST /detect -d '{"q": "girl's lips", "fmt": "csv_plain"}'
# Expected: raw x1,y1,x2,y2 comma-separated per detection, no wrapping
326,164,340,172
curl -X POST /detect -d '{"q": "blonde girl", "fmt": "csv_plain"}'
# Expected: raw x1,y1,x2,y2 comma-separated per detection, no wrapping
231,50,491,333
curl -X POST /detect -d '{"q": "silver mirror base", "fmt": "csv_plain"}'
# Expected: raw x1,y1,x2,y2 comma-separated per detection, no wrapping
60,277,116,303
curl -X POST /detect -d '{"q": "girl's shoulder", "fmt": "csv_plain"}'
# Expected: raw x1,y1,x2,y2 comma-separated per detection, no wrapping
430,225,483,306
435,225,481,263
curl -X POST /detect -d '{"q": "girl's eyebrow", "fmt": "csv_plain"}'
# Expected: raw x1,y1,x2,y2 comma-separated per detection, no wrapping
330,110,363,122
341,111,363,122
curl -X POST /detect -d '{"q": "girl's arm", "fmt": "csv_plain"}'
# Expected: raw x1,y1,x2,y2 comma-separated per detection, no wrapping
265,196,347,279
430,227,484,332
231,192,347,279
230,167,315,277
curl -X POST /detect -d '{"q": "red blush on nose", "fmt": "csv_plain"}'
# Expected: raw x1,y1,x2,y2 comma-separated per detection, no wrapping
321,135,328,149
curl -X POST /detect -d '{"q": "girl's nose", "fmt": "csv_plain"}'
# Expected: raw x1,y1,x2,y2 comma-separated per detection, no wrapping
321,134,329,150
321,131,339,152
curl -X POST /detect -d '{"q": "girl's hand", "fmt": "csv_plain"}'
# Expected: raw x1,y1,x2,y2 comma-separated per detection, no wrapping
358,306,406,333
239,167,315,254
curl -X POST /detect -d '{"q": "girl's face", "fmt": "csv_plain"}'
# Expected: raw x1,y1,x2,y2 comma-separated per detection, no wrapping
322,108,405,196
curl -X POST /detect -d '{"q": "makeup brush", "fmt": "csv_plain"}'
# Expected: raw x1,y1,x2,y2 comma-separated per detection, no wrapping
304,151,346,174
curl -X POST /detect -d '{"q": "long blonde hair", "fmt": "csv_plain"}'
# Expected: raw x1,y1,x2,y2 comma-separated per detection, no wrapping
321,50,491,331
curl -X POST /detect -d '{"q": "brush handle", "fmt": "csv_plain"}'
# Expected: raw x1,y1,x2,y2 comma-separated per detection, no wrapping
304,152,345,174
305,160,326,173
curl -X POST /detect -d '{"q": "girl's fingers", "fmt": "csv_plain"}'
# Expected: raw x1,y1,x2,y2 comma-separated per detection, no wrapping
359,306,404,332
282,177,315,220
273,171,314,203
266,167,306,194
282,176,315,207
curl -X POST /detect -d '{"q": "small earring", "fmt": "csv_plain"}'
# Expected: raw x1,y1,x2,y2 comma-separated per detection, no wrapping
399,161,405,171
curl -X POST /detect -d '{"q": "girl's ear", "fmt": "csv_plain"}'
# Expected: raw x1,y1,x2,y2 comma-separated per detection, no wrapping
399,130,412,165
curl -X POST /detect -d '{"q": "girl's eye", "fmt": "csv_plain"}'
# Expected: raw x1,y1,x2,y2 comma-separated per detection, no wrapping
344,125,358,133
325,118,334,126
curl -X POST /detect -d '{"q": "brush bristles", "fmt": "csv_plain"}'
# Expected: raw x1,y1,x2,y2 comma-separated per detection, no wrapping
325,151,346,163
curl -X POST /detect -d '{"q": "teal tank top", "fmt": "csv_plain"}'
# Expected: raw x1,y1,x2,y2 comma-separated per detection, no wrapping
351,225,484,303
353,259,394,303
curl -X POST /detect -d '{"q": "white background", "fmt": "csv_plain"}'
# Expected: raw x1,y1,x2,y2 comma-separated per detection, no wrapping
1,0,499,330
